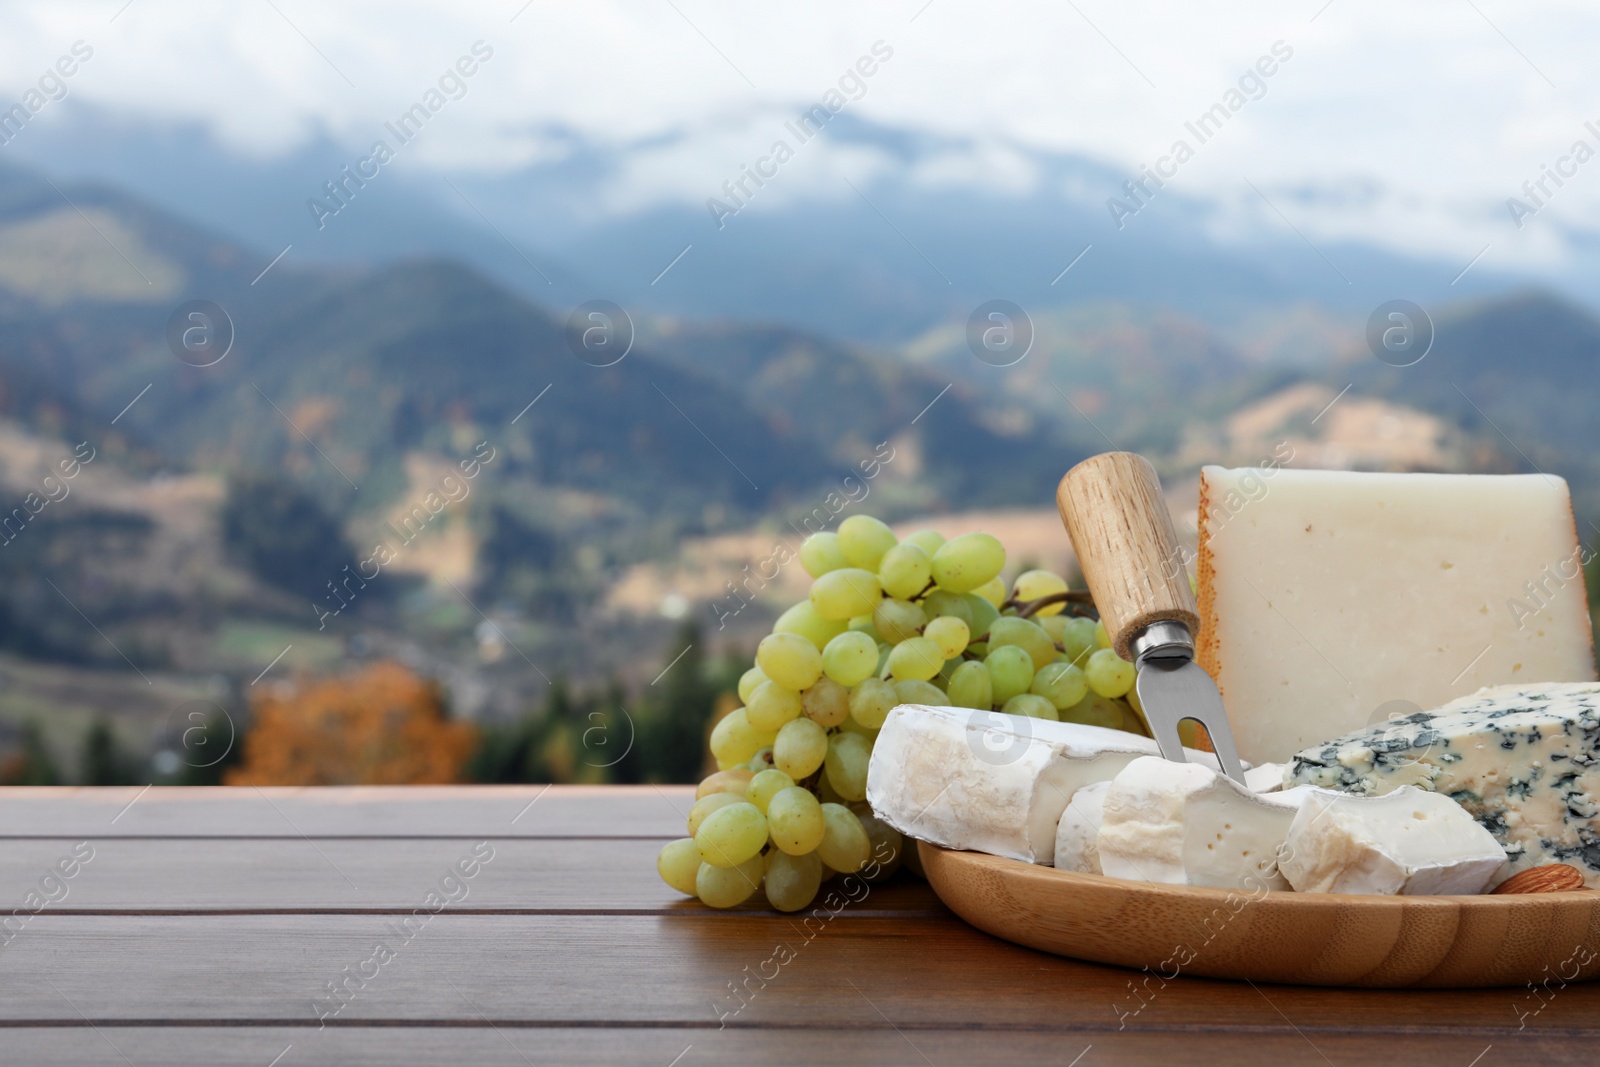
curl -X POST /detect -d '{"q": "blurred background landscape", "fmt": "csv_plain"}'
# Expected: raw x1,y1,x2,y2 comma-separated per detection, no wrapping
0,0,1596,785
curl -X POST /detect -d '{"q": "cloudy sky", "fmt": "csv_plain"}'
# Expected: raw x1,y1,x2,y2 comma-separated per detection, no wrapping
3,0,1599,274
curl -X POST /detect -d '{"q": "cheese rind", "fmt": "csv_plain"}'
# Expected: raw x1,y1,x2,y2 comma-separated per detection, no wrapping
865,705,1165,864
1097,756,1316,890
1197,467,1596,764
1285,682,1600,886
1054,780,1109,874
1279,788,1507,895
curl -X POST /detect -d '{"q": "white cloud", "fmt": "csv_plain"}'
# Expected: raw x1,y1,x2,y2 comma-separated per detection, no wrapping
3,0,1600,269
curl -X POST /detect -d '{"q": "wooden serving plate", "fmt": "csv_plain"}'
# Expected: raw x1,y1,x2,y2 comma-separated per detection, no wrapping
920,842,1600,988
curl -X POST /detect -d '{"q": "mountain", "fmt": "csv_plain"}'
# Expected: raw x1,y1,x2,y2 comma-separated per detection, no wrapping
1349,291,1600,513
6,106,1541,346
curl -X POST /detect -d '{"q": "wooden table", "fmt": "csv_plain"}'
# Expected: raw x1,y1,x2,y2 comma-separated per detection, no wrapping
0,785,1593,1065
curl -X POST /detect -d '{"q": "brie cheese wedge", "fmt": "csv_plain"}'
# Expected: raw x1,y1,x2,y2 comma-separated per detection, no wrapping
866,705,1219,865
1279,787,1507,895
1054,780,1110,874
1098,756,1316,890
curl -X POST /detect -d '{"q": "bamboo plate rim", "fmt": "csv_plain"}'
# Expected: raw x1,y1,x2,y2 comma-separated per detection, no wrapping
927,845,1598,907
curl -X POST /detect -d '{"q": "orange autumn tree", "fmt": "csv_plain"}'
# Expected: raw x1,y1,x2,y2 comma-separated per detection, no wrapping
227,661,478,785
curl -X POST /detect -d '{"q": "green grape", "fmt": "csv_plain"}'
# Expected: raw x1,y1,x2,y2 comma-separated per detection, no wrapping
767,786,825,854
923,616,970,659
764,848,823,912
1126,683,1144,716
809,568,883,620
1058,615,1099,667
746,681,803,731
657,837,702,895
837,515,898,570
746,768,795,813
872,598,926,644
774,717,829,778
697,768,754,799
972,576,1007,607
757,631,825,691
1037,614,1069,644
849,805,905,882
773,600,848,651
989,617,1057,670
931,533,1006,593
1086,647,1136,698
737,666,768,704
1094,619,1112,649
1120,698,1150,737
985,645,1035,704
696,855,763,908
878,542,933,600
839,714,878,739
695,802,768,868
846,614,882,641
1002,693,1059,720
710,708,773,765
1013,568,1070,615
887,636,944,681
817,803,871,873
964,594,1000,648
1061,691,1126,730
849,678,898,728
902,529,946,556
822,631,879,686
799,532,849,578
801,677,850,727
947,660,994,709
746,746,775,772
921,590,973,627
688,792,741,836
1032,661,1089,710
824,732,873,801
816,771,844,805
893,678,949,707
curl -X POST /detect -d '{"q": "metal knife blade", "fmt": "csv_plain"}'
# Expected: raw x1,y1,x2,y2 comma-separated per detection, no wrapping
1134,630,1246,784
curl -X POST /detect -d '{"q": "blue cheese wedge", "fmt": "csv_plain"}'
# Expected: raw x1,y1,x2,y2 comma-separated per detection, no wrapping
1097,756,1318,890
1280,788,1507,894
865,705,1224,865
1285,682,1600,885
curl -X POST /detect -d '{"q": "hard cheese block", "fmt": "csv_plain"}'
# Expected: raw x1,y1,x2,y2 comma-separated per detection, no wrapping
1097,755,1314,890
866,705,1188,865
1286,682,1600,885
1280,788,1506,895
1054,779,1110,874
1197,467,1596,764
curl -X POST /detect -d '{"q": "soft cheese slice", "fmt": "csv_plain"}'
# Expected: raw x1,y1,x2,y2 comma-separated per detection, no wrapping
1244,761,1288,794
1197,467,1595,764
866,705,1183,865
1099,756,1317,890
1280,788,1506,895
1054,780,1110,874
1286,682,1600,886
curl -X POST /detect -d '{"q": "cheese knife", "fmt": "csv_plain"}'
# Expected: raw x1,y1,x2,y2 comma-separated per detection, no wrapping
1056,452,1246,784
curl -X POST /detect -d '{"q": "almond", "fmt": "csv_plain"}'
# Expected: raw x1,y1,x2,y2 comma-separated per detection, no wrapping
1491,864,1587,894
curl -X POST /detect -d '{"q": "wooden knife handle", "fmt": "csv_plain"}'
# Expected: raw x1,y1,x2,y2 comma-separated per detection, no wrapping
1056,452,1198,660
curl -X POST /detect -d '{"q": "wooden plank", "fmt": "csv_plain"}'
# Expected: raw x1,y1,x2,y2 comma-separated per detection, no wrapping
0,838,944,915
0,913,1594,1033
0,1026,1571,1067
0,785,694,838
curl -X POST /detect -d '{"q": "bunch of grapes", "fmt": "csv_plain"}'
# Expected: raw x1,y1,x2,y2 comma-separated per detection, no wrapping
657,515,1150,911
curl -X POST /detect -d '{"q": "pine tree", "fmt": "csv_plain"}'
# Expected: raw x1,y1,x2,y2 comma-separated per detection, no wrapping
639,621,717,783
81,718,138,786
0,722,61,785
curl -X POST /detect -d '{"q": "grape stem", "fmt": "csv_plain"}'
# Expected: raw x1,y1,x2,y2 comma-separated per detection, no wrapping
1005,590,1095,619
